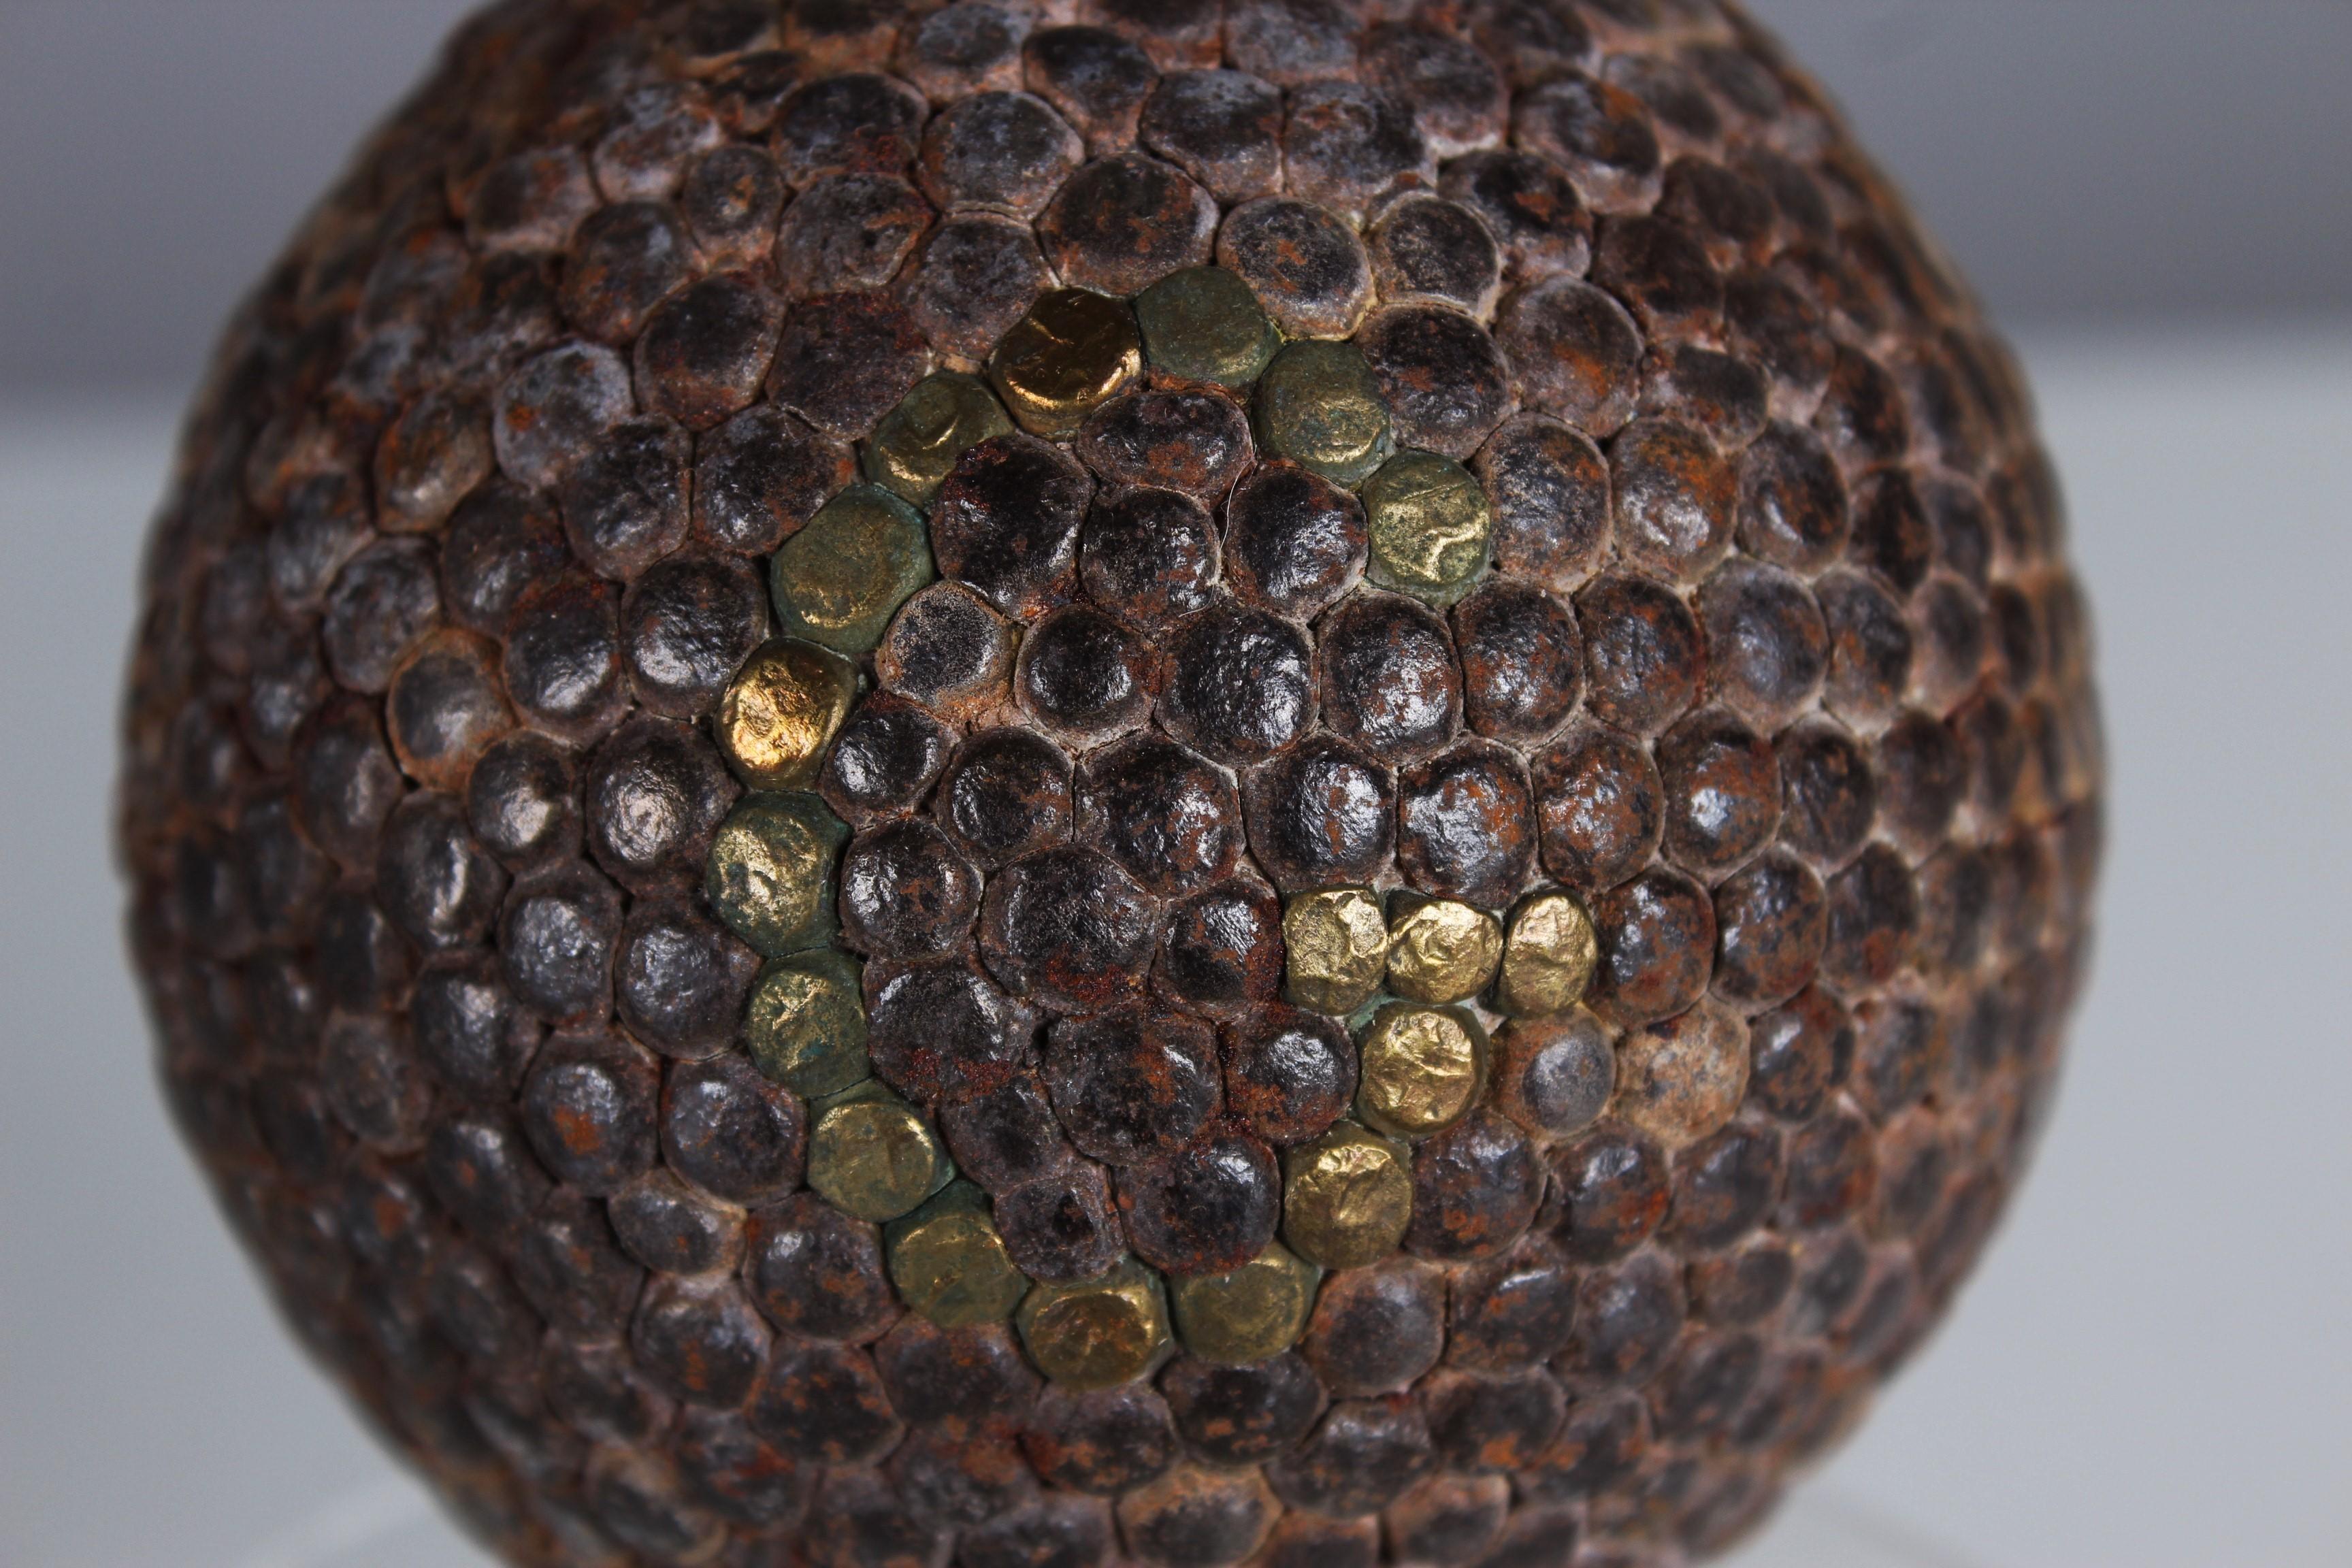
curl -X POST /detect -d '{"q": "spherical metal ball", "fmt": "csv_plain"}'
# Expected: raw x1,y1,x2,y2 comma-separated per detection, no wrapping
118,2,2102,1564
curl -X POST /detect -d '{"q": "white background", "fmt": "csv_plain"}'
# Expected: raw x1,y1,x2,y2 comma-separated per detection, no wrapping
2,5,2348,1566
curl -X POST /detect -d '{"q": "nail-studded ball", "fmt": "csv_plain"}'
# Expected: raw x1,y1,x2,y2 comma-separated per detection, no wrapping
120,3,2100,1565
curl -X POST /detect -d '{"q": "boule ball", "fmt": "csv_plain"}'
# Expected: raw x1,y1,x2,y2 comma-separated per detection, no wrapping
117,2,2103,1564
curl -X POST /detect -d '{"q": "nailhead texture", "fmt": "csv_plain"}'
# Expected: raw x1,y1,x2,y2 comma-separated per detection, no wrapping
122,4,2099,1566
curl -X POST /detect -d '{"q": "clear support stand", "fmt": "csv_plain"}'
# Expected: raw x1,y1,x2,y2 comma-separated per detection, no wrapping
248,1473,1975,1568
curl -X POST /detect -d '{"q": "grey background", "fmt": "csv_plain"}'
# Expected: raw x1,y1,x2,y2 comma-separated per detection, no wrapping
2,0,2351,388
3,5,2350,1567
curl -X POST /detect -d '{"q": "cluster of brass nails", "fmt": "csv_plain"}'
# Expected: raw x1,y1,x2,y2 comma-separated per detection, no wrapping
1282,886,1595,1024
698,268,1588,1378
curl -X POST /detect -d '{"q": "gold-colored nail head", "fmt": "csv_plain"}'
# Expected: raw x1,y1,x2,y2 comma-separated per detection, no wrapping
745,948,868,1095
887,1182,1029,1327
1281,1123,1414,1269
1363,450,1492,605
1282,887,1391,1015
715,637,856,789
808,1083,951,1222
1254,340,1394,487
1134,266,1282,389
770,483,935,653
1355,1003,1486,1140
989,288,1144,440
705,791,848,956
1169,1242,1320,1365
1497,889,1598,1017
1017,1259,1170,1390
864,372,1015,504
1386,897,1503,1005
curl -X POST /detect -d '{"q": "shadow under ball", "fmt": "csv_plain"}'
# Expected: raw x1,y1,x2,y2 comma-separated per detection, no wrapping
116,2,2103,1565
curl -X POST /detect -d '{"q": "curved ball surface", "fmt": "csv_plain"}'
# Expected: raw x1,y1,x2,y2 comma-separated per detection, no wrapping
119,4,2101,1566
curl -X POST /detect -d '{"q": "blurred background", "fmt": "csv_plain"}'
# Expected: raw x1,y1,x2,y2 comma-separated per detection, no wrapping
1,3,2347,1566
